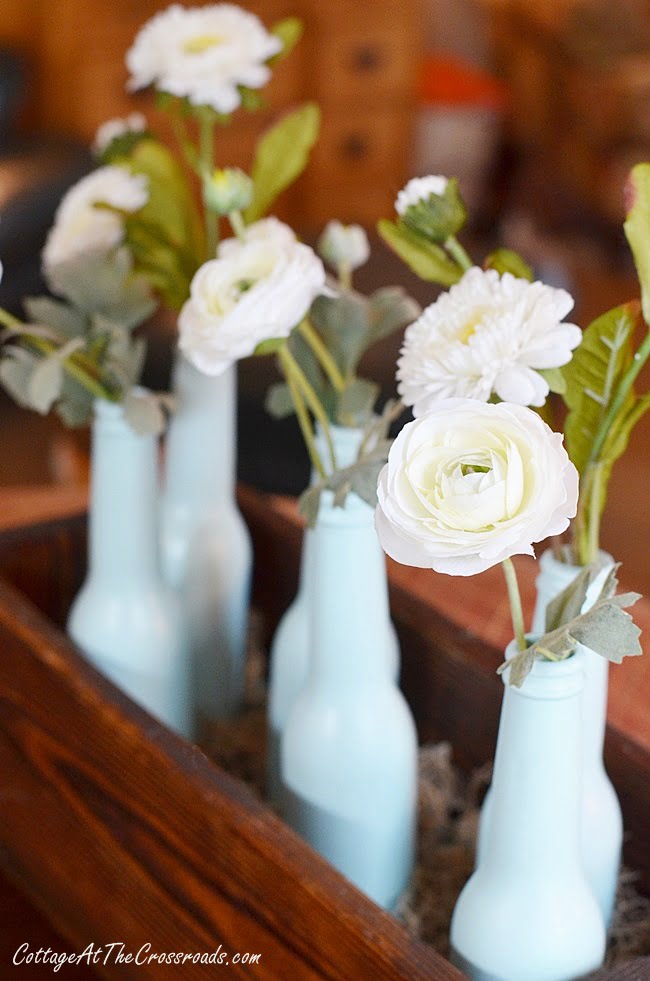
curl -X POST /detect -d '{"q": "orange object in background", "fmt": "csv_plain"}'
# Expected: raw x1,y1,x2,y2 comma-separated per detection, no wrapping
418,54,509,111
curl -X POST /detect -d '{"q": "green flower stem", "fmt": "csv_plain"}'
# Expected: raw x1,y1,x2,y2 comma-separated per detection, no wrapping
445,235,473,272
502,557,526,652
169,110,200,175
298,319,345,393
199,113,218,257
278,344,326,479
280,342,336,471
228,209,246,240
589,328,650,464
338,262,352,291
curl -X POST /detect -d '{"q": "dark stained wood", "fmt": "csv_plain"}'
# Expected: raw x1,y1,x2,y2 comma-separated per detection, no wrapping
0,483,647,978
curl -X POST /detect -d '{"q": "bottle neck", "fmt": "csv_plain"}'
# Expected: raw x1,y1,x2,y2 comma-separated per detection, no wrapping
309,494,392,690
164,354,237,513
483,649,586,875
313,423,365,480
88,399,160,584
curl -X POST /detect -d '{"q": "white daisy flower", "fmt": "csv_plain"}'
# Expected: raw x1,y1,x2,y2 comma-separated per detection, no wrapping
126,3,282,114
93,113,147,155
397,266,582,413
396,175,449,216
42,167,148,287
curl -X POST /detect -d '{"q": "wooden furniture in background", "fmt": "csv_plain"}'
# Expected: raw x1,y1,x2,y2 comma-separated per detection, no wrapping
0,0,423,230
0,484,647,977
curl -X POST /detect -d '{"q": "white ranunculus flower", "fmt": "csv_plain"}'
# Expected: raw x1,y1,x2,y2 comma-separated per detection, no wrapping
126,3,282,114
42,167,148,280
396,175,449,216
376,399,578,577
179,218,326,375
317,220,370,272
93,113,147,155
397,266,582,413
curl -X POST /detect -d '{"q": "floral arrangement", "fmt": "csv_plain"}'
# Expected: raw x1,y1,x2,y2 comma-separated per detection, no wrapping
0,2,321,434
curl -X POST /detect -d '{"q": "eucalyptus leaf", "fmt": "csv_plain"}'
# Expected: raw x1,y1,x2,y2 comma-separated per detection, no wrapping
49,247,156,328
265,381,295,419
623,162,650,324
23,296,87,339
562,302,640,474
0,354,37,407
336,377,379,426
484,248,534,281
377,219,462,286
56,375,95,427
122,390,167,436
244,103,320,223
27,355,64,414
368,287,420,344
310,291,369,378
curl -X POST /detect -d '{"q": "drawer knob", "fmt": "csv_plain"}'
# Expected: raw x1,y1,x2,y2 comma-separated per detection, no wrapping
352,45,383,73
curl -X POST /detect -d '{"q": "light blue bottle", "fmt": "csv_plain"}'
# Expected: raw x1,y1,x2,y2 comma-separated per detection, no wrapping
266,424,399,805
160,354,252,731
281,492,417,910
68,396,191,737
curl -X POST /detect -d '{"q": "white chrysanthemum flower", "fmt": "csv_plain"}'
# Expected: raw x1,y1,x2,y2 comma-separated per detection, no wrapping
397,267,582,412
396,175,449,216
42,167,148,282
317,220,370,272
126,3,282,114
375,399,579,576
93,113,147,155
179,218,326,375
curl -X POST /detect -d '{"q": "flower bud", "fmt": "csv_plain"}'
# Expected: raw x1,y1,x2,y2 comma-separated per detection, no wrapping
317,220,370,273
395,175,467,244
204,168,254,216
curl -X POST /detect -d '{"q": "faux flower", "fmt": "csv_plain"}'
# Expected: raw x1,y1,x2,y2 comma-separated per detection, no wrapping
125,3,282,114
93,113,147,155
317,220,370,273
397,267,582,412
395,175,449,216
178,217,326,375
42,167,149,282
375,399,578,576
204,167,253,215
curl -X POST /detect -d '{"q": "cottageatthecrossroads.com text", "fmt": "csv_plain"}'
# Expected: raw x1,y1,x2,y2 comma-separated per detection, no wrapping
13,942,262,971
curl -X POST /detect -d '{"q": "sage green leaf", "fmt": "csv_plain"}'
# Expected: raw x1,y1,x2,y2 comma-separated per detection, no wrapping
56,375,94,427
484,248,534,282
562,302,640,474
298,484,322,528
570,601,642,663
269,17,303,63
499,646,537,688
28,355,64,414
265,382,295,419
123,390,166,436
336,378,379,426
377,219,462,286
310,291,369,378
50,247,156,328
538,367,566,395
244,103,320,223
368,287,420,343
624,162,650,323
23,296,87,338
545,556,613,632
0,353,36,407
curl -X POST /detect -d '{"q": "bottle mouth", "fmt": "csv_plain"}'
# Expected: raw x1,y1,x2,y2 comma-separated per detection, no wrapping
314,489,376,527
503,635,585,699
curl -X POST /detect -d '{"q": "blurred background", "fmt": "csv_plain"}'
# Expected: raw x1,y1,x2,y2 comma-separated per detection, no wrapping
0,0,648,588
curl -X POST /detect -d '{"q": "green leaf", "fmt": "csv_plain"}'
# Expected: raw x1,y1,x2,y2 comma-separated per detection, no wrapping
239,87,265,112
538,367,567,395
310,291,370,378
56,375,95,427
601,391,650,476
28,355,64,414
23,297,87,338
624,162,650,323
265,381,295,419
269,17,303,64
484,248,534,281
336,378,379,426
377,219,462,287
244,103,320,223
368,287,420,344
0,353,36,407
49,247,156,328
562,302,640,474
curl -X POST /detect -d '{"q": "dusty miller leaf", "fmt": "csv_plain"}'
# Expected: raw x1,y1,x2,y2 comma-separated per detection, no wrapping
545,556,613,632
122,390,167,436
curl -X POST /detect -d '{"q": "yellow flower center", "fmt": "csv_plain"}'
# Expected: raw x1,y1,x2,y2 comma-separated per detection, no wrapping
457,314,483,344
184,34,223,54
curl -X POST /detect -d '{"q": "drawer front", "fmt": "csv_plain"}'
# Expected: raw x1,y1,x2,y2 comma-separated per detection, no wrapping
307,110,412,186
311,25,417,103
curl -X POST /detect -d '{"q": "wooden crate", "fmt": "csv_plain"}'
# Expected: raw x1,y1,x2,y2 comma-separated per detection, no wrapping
0,484,647,978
